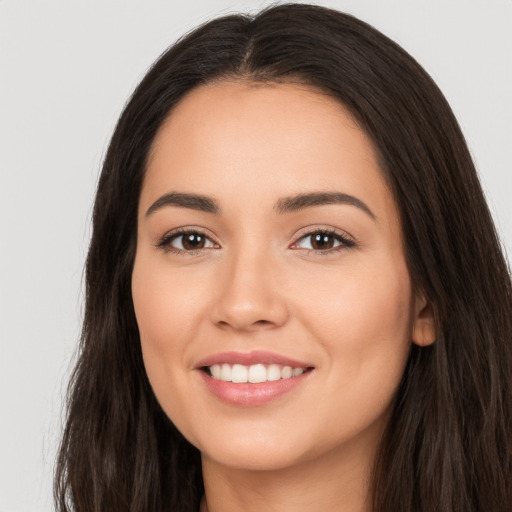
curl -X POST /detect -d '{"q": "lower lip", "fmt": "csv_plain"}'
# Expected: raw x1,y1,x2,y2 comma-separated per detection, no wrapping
198,370,312,406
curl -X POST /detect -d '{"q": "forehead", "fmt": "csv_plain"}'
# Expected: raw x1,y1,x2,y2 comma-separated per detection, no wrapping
141,81,396,226
148,81,366,171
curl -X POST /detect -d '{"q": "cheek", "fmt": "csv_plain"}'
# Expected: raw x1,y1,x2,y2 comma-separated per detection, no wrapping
132,256,217,449
131,253,195,401
132,249,207,349
300,255,413,346
295,257,413,421
132,269,176,356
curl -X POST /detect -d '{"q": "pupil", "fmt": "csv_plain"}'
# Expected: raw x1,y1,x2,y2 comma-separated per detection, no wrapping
312,233,334,250
183,233,204,250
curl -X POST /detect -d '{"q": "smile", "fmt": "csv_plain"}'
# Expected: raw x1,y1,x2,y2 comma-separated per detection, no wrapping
206,363,307,383
196,351,315,406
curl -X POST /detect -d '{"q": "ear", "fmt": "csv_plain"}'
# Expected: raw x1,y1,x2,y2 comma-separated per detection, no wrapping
411,292,436,347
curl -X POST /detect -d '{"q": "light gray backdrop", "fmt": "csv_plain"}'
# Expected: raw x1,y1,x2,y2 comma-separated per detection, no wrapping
1,0,510,510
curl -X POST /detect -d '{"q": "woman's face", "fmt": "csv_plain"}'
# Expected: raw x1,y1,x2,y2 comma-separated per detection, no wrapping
132,82,432,472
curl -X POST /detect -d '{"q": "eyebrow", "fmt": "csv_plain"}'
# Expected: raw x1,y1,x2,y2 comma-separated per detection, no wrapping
274,192,376,219
146,191,376,220
146,192,220,216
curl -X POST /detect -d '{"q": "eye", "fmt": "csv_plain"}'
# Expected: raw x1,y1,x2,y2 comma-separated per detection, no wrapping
158,229,218,253
293,229,355,252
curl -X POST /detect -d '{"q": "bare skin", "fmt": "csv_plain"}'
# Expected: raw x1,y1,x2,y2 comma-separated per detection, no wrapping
132,81,436,512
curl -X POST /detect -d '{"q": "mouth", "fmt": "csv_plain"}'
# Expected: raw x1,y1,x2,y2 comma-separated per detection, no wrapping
202,363,314,383
195,351,315,406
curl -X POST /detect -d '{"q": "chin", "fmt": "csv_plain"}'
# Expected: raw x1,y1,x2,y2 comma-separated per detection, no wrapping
201,440,308,472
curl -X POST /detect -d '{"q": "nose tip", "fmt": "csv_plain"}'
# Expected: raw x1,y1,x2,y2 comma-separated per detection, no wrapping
214,303,287,332
209,257,289,332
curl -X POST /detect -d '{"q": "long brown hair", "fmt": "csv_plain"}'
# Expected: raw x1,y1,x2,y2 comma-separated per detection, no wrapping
55,4,512,511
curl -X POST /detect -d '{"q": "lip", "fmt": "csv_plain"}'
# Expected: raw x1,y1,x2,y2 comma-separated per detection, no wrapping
194,350,315,407
195,350,312,369
198,369,313,406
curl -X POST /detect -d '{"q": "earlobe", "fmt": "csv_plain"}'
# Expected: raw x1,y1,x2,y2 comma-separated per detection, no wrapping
412,293,436,347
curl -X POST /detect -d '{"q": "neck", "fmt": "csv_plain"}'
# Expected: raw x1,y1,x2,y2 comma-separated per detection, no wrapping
200,441,375,512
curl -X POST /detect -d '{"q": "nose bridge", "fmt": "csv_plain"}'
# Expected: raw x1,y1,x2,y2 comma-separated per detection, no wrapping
210,241,288,330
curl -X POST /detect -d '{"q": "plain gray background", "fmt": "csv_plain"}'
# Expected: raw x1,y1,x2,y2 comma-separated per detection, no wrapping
1,0,511,510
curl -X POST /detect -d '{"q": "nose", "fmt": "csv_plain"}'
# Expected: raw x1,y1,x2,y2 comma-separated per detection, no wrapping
209,249,289,332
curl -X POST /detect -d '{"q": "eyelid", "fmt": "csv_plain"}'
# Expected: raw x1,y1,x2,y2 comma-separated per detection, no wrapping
156,226,220,254
155,225,356,255
290,226,356,252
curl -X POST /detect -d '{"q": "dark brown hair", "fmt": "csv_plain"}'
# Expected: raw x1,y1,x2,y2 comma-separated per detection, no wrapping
55,4,512,511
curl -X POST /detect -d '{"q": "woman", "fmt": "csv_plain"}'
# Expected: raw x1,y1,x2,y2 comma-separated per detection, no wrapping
55,4,512,511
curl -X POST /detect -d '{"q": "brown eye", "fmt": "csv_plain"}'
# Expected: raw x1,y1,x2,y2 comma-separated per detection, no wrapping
160,230,217,252
180,233,207,250
310,233,335,250
295,230,354,252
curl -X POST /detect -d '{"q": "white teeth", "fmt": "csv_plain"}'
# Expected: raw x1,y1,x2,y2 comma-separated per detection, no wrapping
267,364,281,381
210,364,222,379
207,363,308,383
281,366,293,379
231,364,248,383
248,364,267,383
221,363,232,381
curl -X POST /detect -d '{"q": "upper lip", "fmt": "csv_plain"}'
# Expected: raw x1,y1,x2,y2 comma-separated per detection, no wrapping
195,350,313,369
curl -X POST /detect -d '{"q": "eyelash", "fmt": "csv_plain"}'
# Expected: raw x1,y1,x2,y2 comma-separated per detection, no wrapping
292,228,356,255
156,228,356,256
156,228,216,255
